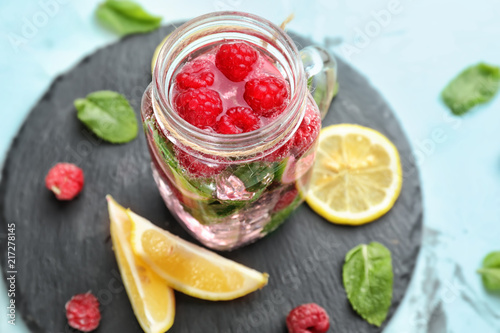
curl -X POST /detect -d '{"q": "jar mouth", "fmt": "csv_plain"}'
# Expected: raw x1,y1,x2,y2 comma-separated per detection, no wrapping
152,11,307,159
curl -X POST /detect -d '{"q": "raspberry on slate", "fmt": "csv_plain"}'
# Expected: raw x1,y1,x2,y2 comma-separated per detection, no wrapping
45,163,84,200
273,188,298,212
175,147,225,178
244,76,289,117
65,292,101,332
176,59,215,90
215,42,258,82
286,303,330,333
215,107,261,134
174,88,223,129
293,105,321,157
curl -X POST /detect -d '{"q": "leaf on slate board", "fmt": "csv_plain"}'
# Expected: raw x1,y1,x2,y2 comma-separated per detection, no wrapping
477,251,500,292
96,0,162,36
75,90,138,144
441,62,500,115
343,242,393,327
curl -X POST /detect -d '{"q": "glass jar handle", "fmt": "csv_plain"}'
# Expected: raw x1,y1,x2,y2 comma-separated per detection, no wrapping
299,46,338,119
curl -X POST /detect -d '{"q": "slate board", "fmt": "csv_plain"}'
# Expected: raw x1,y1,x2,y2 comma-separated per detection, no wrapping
0,23,422,333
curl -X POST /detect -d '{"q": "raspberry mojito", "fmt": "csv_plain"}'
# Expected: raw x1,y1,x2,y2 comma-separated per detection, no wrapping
141,13,336,250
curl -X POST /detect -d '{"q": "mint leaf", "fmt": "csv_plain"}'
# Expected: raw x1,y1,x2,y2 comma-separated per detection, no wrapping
477,251,500,292
173,171,214,202
146,119,179,171
146,119,218,202
343,242,393,327
96,0,162,36
75,90,138,144
442,62,500,115
197,200,247,221
262,195,302,234
233,162,274,192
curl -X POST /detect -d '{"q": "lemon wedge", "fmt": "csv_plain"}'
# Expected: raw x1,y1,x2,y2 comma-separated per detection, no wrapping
306,124,402,225
107,196,175,333
128,209,269,301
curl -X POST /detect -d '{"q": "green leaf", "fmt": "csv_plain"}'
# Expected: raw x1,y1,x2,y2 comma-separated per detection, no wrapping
343,242,393,327
148,121,217,200
477,251,500,292
147,119,179,171
307,76,314,90
183,173,216,199
96,0,162,36
273,158,289,183
75,90,138,143
189,162,278,224
332,81,339,98
441,62,500,115
197,200,247,221
262,195,302,234
233,162,274,192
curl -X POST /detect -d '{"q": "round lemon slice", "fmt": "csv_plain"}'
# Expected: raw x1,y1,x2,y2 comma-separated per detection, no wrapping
306,124,402,225
129,209,269,301
107,196,175,333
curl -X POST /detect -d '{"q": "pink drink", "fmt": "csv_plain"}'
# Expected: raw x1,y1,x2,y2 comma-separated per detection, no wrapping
141,13,326,250
171,52,284,130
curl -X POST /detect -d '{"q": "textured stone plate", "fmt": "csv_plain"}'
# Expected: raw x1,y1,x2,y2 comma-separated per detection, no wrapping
0,23,422,333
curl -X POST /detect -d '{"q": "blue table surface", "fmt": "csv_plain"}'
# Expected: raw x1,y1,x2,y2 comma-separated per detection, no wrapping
1,0,500,332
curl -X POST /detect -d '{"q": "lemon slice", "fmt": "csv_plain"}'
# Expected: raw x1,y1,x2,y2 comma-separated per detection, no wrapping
107,196,175,333
306,124,402,225
151,34,171,73
128,210,269,301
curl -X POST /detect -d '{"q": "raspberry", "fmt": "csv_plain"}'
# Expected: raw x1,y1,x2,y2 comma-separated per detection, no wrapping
176,59,214,90
264,139,292,162
174,88,223,129
65,292,101,332
273,188,298,212
175,147,225,178
45,163,84,200
286,303,330,333
244,76,289,117
215,107,260,134
293,105,321,157
215,42,258,82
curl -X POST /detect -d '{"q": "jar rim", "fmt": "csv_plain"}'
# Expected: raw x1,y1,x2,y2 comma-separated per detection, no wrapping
152,11,307,158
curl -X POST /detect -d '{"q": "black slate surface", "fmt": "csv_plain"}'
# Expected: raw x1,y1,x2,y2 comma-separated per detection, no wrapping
0,23,422,333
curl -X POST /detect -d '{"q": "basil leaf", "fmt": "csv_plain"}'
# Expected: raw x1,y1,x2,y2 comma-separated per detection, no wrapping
441,62,500,115
96,0,162,36
75,90,138,144
477,251,500,292
343,242,393,327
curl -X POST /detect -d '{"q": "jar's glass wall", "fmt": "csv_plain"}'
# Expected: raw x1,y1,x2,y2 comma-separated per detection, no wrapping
141,12,322,250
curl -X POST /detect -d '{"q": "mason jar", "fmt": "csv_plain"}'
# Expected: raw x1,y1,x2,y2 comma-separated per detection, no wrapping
141,11,337,250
